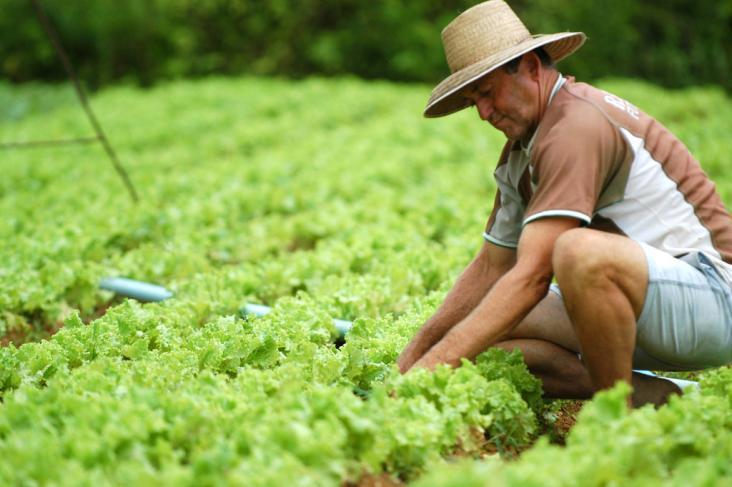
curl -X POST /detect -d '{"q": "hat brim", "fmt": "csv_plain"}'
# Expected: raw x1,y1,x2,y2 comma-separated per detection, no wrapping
423,32,586,118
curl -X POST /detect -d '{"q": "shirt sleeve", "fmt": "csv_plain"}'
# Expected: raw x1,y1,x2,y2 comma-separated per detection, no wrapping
484,141,524,247
484,187,524,248
524,102,630,226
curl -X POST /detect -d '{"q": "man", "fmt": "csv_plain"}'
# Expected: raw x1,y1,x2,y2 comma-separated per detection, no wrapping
398,0,732,407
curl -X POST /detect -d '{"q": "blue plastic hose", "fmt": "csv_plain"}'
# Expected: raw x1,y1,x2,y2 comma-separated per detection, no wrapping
240,303,353,337
99,277,174,302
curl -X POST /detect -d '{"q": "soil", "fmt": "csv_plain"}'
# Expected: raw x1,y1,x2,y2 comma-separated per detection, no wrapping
0,316,62,348
0,325,35,348
550,400,584,445
1,299,117,348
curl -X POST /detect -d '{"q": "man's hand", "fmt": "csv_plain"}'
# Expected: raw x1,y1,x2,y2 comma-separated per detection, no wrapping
411,353,444,372
397,341,424,373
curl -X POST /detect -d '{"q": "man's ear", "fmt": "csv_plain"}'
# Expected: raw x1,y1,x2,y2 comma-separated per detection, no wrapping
521,52,542,81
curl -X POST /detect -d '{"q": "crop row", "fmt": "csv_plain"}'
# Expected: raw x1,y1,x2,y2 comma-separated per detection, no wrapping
1,76,731,485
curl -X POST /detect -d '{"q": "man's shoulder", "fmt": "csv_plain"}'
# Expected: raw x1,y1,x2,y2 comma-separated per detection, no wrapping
548,79,619,127
550,78,652,135
534,79,622,152
558,78,606,103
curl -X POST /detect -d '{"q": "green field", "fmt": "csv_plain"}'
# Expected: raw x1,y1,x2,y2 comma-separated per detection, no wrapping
1,77,731,485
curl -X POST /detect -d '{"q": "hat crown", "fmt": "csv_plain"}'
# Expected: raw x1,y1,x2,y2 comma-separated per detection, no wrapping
442,0,531,73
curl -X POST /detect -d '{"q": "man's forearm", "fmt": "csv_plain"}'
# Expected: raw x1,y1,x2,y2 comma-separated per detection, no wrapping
415,269,549,369
398,246,511,372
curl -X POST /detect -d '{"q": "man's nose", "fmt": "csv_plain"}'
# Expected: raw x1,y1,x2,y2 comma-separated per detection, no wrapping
475,98,493,121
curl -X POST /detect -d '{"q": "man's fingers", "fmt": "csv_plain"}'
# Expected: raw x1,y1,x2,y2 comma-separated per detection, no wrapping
397,354,416,374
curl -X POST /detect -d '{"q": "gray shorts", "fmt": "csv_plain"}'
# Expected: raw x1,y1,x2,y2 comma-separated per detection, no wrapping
551,242,732,371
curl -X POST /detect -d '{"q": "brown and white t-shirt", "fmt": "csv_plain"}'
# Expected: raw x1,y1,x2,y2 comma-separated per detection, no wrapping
484,76,732,284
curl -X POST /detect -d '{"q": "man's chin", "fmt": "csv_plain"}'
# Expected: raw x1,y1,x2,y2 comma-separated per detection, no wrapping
499,128,520,141
490,121,520,140
500,127,529,142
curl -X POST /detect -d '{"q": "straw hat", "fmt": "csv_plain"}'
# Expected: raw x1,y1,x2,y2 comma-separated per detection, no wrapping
424,0,586,118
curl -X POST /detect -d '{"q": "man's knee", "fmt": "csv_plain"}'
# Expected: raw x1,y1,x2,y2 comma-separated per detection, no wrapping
552,228,649,316
552,228,612,284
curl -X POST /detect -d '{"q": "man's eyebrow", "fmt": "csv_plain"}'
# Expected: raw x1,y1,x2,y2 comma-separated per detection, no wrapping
477,83,493,93
465,80,493,97
462,84,479,98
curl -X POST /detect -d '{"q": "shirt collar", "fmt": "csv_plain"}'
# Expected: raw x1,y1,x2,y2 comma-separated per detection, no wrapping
521,74,565,156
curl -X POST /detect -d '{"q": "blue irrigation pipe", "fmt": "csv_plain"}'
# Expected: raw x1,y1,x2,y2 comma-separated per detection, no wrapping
98,277,697,388
97,277,352,337
240,303,353,337
99,277,173,302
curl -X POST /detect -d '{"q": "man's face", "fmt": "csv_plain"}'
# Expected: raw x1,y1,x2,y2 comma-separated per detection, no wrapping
462,58,539,142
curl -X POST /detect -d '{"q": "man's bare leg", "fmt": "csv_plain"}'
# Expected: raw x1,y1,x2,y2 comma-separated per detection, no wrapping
497,292,592,398
551,228,680,407
496,338,680,406
497,285,681,407
495,338,593,399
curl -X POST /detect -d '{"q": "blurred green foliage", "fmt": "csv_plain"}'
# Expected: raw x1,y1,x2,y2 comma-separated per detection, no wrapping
1,0,730,90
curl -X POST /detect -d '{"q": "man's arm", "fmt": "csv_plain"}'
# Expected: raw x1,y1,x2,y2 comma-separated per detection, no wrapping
397,240,516,373
410,217,580,371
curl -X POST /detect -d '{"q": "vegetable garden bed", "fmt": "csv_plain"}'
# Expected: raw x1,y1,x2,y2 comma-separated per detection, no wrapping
1,76,731,485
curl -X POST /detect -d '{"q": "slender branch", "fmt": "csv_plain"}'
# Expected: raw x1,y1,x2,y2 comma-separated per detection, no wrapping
29,0,140,203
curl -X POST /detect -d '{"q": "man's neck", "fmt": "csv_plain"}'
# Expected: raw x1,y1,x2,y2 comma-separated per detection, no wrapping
520,70,562,148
